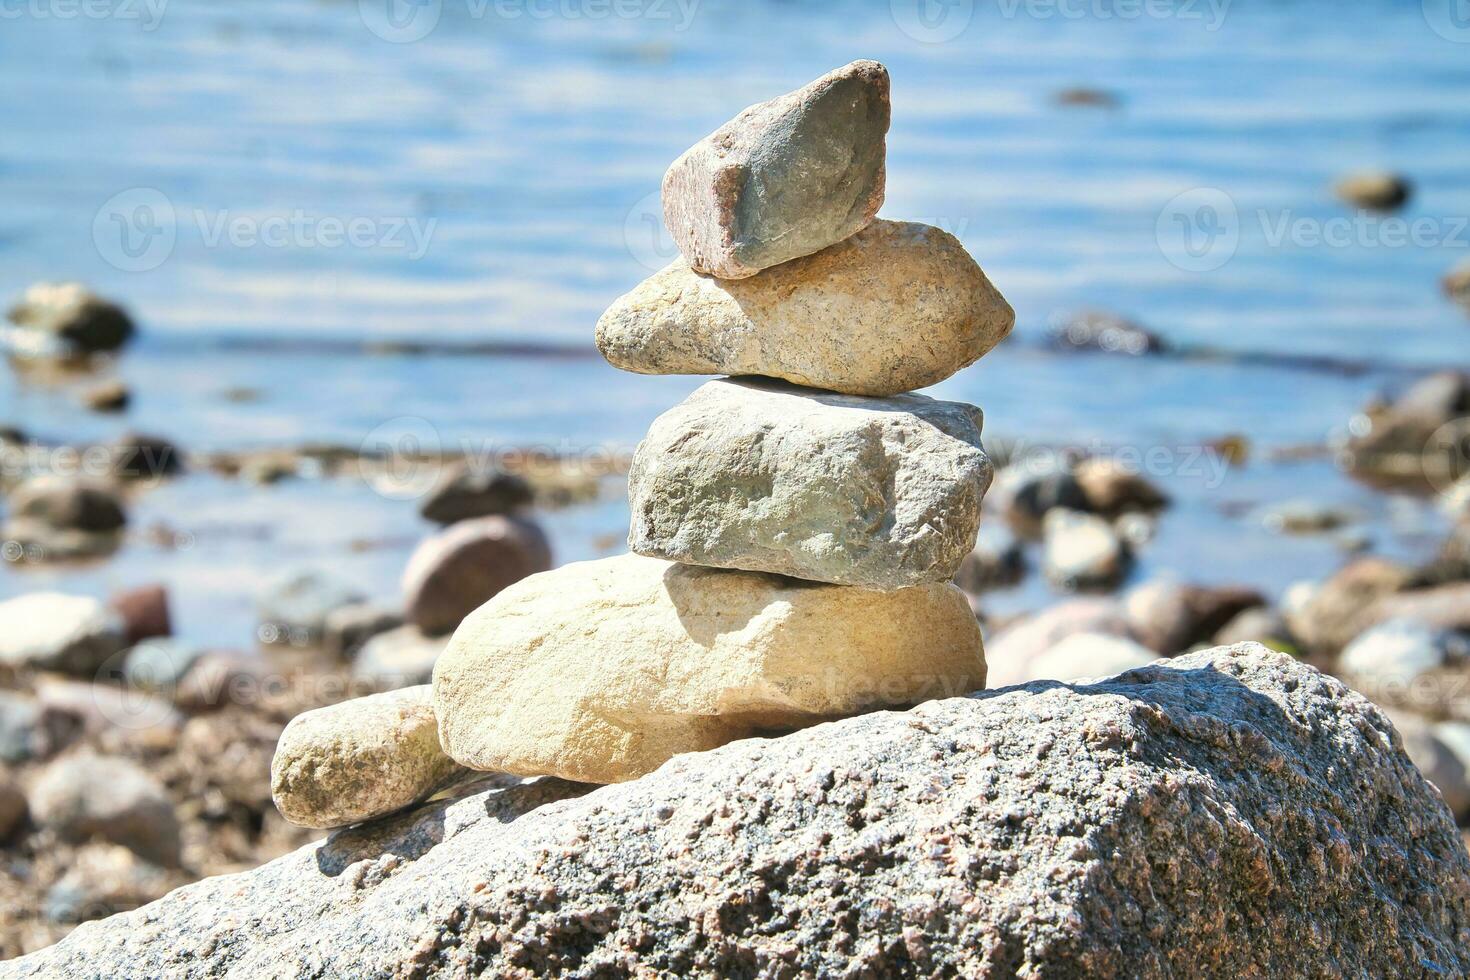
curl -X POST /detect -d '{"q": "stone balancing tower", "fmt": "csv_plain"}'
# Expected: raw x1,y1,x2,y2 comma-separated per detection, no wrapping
430,59,1015,785
271,61,1017,832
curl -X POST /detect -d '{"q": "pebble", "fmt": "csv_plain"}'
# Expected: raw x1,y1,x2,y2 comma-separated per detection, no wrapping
29,753,181,866
1445,261,1470,307
123,639,207,692
1049,310,1164,356
597,219,1013,397
984,598,1130,681
108,432,184,482
43,842,175,925
953,524,1026,594
998,632,1157,687
1381,710,1470,821
5,282,135,355
1042,510,1132,592
0,593,128,676
1123,580,1264,655
8,476,126,533
1259,499,1355,535
433,554,984,784
271,685,465,829
402,514,551,636
0,770,26,841
257,570,368,646
351,625,448,692
419,461,535,525
322,602,403,659
662,60,889,279
1334,171,1411,211
991,459,1089,537
1212,605,1293,650
108,583,172,645
1073,458,1169,516
627,378,992,591
82,380,131,413
0,692,55,763
1338,618,1464,709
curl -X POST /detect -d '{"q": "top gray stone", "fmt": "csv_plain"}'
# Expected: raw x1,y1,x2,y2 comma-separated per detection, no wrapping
11,645,1470,979
662,60,889,279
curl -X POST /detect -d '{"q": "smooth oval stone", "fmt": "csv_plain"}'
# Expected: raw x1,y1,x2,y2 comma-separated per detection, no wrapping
433,553,985,784
270,685,465,830
597,220,1013,396
627,378,992,591
402,515,552,636
662,60,889,279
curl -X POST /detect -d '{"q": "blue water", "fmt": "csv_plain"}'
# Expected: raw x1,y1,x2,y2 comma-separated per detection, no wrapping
2,0,1469,643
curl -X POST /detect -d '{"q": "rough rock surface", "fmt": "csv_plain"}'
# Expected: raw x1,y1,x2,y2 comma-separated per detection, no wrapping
271,686,466,830
662,60,889,279
434,554,984,783
627,379,993,591
14,645,1470,978
402,514,552,636
596,220,1013,396
0,594,127,676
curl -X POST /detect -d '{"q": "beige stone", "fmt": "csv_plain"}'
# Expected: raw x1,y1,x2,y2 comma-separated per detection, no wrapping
271,686,464,829
597,220,1012,397
433,554,984,784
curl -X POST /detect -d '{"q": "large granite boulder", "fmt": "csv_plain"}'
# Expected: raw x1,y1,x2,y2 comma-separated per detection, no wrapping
11,645,1470,977
627,378,993,591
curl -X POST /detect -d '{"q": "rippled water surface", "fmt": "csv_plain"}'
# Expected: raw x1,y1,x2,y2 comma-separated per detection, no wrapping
2,0,1469,643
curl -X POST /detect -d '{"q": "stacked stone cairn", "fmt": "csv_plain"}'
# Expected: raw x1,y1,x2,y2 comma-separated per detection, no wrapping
270,60,1014,829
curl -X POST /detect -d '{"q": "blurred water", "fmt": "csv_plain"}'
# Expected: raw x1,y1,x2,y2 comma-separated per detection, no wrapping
1,0,1468,643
